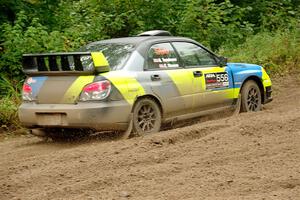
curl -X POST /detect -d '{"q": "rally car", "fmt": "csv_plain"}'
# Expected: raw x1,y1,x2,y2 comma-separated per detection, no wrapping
19,30,272,138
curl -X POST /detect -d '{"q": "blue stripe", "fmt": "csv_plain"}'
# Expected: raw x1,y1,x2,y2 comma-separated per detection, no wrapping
29,77,48,97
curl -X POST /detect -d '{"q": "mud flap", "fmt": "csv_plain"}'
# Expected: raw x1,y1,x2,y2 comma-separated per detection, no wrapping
232,94,241,115
119,114,133,139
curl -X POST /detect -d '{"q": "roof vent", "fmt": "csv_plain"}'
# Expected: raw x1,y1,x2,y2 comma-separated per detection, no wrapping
138,30,172,36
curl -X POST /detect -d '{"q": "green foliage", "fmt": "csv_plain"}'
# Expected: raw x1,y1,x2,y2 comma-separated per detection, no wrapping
0,97,19,126
0,75,21,102
0,12,68,78
259,0,299,31
177,0,254,50
219,26,300,75
230,0,299,32
0,74,21,127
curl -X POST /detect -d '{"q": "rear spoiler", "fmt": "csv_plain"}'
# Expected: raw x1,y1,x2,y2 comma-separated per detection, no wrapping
22,52,109,75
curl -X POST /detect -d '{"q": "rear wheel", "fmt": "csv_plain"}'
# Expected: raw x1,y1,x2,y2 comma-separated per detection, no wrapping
132,98,161,136
241,80,262,112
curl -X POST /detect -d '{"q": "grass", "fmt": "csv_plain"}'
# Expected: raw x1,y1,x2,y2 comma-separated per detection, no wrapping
0,75,21,131
219,28,300,75
0,97,19,128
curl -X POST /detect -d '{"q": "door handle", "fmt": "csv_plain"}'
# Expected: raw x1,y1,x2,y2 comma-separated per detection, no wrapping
193,71,203,77
151,74,161,81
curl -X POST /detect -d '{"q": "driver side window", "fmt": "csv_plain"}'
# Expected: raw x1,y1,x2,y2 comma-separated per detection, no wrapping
172,42,217,68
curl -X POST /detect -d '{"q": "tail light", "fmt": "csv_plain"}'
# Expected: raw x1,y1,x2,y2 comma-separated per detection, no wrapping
22,83,34,101
79,80,111,101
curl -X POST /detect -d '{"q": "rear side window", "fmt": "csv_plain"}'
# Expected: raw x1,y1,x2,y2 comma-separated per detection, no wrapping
146,43,180,70
80,43,134,70
172,42,217,68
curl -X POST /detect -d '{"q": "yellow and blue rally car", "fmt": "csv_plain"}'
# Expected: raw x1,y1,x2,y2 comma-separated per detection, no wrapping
19,30,272,138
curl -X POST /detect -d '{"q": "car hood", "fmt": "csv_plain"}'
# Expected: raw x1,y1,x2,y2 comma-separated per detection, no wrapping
227,63,262,70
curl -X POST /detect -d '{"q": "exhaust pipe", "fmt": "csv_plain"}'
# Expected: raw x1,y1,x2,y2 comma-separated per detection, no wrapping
30,128,47,137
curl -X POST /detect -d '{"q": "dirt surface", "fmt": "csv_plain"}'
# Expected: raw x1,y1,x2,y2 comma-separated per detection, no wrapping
0,74,300,200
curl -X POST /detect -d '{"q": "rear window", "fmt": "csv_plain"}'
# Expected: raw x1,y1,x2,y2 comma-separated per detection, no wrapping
80,43,134,70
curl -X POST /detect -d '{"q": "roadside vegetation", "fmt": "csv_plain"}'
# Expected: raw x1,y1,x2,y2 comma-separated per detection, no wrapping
0,0,299,129
220,28,300,75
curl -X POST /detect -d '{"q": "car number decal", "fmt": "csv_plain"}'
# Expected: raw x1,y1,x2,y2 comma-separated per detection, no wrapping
205,72,229,89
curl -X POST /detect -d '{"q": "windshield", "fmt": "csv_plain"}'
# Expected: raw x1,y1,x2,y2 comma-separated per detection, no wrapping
80,43,135,70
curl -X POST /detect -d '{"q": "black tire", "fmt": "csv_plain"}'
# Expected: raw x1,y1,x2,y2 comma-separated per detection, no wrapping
241,80,262,112
132,98,161,135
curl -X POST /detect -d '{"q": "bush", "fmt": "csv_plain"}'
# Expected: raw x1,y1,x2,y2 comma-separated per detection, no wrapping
177,0,254,51
0,12,69,79
219,26,300,75
0,75,22,101
0,75,21,128
0,97,19,127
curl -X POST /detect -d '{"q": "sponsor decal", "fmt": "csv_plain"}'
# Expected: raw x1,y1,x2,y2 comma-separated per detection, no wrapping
205,72,229,89
153,58,162,63
154,48,170,56
27,77,37,84
153,57,179,68
162,58,177,62
153,58,177,63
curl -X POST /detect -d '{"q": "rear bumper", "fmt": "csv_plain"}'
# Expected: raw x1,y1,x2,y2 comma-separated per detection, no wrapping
18,100,132,131
263,86,273,104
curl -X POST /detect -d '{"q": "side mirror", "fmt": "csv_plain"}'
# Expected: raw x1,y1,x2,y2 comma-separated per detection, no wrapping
218,56,228,67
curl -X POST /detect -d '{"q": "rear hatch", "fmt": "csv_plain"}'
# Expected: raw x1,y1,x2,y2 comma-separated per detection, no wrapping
22,43,134,104
22,52,108,104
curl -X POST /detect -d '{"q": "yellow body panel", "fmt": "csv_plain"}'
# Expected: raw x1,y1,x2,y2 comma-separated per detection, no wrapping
102,71,145,104
262,68,272,89
166,69,194,95
62,76,95,103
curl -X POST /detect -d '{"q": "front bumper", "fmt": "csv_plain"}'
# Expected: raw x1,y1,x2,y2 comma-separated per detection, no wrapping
18,100,132,131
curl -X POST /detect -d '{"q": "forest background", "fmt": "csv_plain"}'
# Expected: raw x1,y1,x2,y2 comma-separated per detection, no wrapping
0,0,299,127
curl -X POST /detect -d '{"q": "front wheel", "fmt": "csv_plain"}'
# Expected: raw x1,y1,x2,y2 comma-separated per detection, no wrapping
132,98,161,136
241,80,262,112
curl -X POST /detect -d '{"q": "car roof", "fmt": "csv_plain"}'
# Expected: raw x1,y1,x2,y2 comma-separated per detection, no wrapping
88,36,195,46
86,36,219,60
